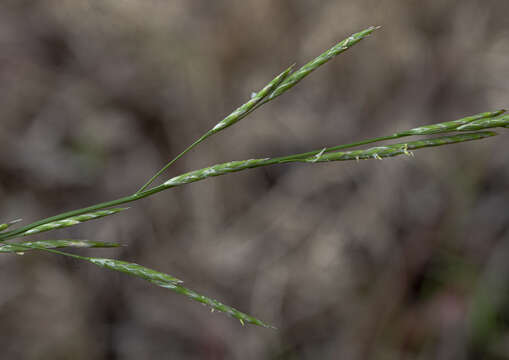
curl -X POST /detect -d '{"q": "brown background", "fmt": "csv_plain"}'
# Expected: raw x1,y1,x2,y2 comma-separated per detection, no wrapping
1,1,508,359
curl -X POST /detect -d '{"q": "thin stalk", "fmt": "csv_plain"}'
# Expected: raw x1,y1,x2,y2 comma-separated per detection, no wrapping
136,134,209,193
15,243,87,261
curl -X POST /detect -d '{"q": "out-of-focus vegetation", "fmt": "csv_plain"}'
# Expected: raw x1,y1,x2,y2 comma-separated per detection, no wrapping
0,1,508,359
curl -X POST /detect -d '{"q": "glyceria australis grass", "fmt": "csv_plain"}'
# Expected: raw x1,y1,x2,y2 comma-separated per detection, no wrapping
1,26,507,329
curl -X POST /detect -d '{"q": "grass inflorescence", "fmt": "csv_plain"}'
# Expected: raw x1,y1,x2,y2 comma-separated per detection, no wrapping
1,26,506,328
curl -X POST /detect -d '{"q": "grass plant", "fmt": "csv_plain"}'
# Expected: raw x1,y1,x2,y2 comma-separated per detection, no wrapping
1,26,507,328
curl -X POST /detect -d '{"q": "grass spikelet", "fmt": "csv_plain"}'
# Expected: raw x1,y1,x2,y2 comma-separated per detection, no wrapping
456,114,509,131
208,65,294,134
157,282,275,328
87,257,183,285
302,132,497,162
396,110,506,136
0,240,121,253
20,208,128,237
267,26,380,100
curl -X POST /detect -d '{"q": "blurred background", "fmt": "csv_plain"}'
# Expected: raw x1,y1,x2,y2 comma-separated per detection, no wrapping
0,0,508,359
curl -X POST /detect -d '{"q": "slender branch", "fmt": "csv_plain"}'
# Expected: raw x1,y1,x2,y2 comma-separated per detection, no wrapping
136,134,209,193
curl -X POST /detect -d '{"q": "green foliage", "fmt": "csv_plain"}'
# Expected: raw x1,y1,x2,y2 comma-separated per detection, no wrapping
0,26,506,328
